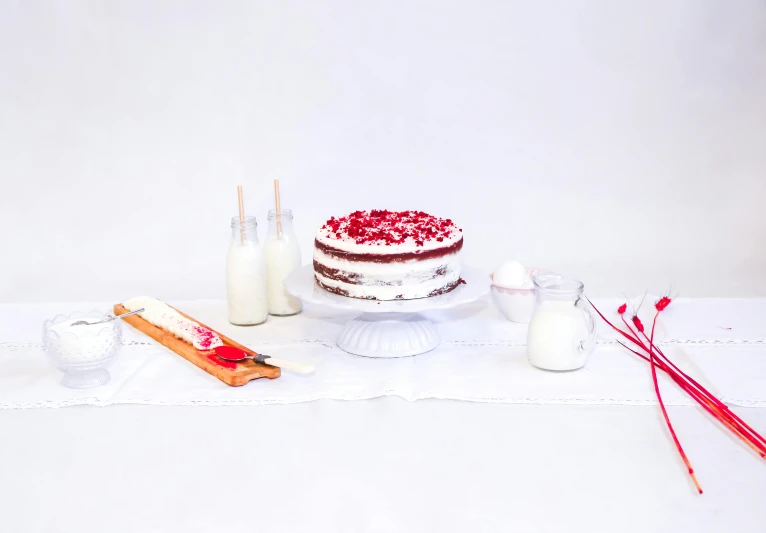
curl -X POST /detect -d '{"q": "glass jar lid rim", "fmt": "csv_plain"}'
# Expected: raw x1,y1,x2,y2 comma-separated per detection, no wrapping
532,273,584,293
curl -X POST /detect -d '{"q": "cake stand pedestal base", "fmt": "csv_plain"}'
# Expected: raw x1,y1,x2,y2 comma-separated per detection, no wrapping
336,312,440,358
284,265,488,359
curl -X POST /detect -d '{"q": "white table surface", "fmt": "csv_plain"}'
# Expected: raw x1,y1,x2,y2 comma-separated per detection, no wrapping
2,399,765,533
2,297,765,531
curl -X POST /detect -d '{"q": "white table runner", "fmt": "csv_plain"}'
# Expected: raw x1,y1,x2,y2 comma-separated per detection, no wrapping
1,298,764,409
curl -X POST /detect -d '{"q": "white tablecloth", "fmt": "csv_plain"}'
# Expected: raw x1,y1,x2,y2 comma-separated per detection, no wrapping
1,298,765,408
1,298,766,532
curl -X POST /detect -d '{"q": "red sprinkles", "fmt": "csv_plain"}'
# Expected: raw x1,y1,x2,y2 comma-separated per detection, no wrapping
192,326,218,350
322,210,460,247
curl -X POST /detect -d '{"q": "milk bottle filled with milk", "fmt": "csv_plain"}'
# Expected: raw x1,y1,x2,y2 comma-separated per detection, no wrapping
227,216,269,325
264,209,302,316
527,273,597,371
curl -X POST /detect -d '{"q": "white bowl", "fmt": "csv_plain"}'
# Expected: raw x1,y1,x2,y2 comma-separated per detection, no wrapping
490,269,544,323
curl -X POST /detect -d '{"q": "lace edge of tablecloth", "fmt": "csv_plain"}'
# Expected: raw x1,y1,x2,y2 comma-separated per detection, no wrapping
2,338,764,351
1,393,763,410
4,338,764,409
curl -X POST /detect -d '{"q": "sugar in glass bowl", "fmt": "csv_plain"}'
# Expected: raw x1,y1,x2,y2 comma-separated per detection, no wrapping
42,310,122,388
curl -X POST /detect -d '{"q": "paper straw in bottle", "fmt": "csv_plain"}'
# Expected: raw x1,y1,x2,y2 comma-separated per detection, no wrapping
273,179,282,239
237,185,246,245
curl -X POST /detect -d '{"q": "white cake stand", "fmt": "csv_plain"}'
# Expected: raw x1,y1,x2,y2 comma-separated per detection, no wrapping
283,265,488,358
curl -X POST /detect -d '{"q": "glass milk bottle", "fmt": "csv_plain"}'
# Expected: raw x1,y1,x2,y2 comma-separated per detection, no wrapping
264,209,302,316
526,273,598,371
227,216,269,325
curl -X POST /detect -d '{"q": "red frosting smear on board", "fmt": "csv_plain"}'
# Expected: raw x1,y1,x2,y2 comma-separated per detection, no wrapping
207,353,237,369
321,210,461,247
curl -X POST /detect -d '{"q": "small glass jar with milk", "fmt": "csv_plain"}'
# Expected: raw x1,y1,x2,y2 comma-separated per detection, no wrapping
264,209,302,316
227,216,269,325
526,273,598,371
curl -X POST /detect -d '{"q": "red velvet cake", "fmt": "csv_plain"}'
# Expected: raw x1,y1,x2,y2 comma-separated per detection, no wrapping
313,210,464,300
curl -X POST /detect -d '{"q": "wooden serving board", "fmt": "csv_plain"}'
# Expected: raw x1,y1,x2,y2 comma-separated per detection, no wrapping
114,304,280,386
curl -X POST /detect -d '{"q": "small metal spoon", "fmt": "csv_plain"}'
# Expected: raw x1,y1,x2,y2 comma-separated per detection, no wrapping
214,345,315,374
71,308,145,327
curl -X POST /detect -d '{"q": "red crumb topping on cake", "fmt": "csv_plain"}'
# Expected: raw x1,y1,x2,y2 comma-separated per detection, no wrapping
321,210,461,247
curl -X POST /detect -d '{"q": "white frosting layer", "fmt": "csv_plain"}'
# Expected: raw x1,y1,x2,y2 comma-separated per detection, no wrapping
314,247,461,300
315,227,462,255
315,269,460,300
123,296,223,350
314,248,460,283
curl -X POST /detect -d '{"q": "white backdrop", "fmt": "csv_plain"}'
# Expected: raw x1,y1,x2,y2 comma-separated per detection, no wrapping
1,0,765,302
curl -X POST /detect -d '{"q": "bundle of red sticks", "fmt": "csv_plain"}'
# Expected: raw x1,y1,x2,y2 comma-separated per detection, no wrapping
588,295,766,494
